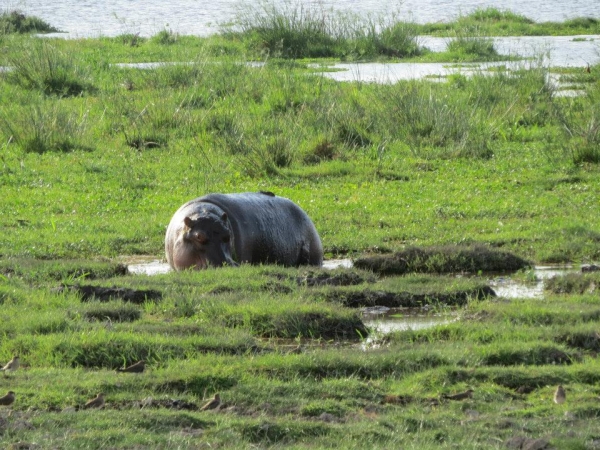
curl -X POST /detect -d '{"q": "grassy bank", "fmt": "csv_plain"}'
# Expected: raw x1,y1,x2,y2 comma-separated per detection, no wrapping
0,8,600,449
417,8,600,37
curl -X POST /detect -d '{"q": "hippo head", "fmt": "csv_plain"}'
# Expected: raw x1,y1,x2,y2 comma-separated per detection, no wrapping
174,211,238,269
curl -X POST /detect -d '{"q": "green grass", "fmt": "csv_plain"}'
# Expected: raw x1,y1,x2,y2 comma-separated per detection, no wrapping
417,7,600,36
0,36,598,262
3,280,600,447
3,38,95,96
0,9,600,449
228,2,423,60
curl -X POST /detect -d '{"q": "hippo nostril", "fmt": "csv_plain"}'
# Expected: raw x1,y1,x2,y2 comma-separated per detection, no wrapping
193,231,209,245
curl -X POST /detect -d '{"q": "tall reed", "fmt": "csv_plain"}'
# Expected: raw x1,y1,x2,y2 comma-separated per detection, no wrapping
6,38,93,96
230,1,422,59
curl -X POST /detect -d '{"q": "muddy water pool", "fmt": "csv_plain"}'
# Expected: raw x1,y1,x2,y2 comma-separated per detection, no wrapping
125,256,352,275
126,257,578,342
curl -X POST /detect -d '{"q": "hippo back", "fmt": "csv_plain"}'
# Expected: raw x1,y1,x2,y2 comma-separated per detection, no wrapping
198,192,322,266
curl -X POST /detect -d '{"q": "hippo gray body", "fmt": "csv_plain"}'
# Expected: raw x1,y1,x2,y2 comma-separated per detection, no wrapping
165,192,323,270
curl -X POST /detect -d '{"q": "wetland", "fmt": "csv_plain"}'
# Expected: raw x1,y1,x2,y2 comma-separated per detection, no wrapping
1,5,600,449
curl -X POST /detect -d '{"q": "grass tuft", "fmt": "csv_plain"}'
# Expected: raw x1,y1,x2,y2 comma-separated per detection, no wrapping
354,245,531,275
230,2,422,59
0,101,92,153
5,38,94,96
0,10,59,34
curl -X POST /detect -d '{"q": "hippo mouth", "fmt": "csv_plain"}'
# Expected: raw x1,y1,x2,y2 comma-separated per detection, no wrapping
193,258,209,270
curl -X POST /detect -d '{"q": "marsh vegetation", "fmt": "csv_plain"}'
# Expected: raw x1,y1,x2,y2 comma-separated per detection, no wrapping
0,6,599,448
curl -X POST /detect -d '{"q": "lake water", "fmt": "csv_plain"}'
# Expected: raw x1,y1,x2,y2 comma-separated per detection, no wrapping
319,35,600,83
8,0,600,39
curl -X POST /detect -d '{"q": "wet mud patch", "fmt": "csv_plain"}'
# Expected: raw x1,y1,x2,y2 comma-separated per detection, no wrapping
266,268,375,287
354,245,531,275
60,284,163,303
298,269,374,287
324,286,496,308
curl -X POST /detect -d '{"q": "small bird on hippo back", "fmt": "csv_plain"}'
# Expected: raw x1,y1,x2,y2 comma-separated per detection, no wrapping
165,192,323,271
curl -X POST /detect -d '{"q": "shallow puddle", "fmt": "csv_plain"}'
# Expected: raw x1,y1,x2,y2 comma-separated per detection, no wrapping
126,257,171,275
315,35,599,84
127,258,578,301
361,307,454,348
124,257,579,300
126,257,354,275
125,257,585,349
489,265,576,299
3,35,588,87
362,307,453,333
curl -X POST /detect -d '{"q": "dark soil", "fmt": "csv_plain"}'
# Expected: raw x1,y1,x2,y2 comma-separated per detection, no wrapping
60,284,163,303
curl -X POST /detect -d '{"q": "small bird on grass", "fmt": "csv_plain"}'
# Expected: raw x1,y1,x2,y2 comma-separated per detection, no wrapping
83,393,105,409
1,356,20,375
199,393,221,411
515,385,535,395
442,389,474,401
116,360,145,373
0,391,15,406
554,385,566,404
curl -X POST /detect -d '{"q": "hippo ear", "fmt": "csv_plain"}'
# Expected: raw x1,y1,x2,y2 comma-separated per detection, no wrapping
184,216,194,228
221,213,228,222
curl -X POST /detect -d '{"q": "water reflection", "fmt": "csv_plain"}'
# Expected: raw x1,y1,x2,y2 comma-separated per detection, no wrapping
317,35,600,83
16,0,600,39
127,258,578,302
126,257,353,275
489,265,576,299
363,308,453,333
126,257,170,275
109,35,599,88
361,307,454,348
421,35,599,67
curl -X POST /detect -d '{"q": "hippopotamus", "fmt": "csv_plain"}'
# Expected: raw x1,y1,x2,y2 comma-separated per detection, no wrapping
165,191,323,270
